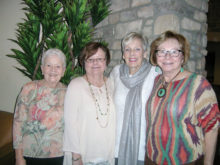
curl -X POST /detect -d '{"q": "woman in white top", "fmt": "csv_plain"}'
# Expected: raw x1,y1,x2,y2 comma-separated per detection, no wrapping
110,32,159,165
63,42,115,165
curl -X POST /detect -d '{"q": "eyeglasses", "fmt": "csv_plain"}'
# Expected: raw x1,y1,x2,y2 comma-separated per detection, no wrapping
85,58,106,63
156,49,183,57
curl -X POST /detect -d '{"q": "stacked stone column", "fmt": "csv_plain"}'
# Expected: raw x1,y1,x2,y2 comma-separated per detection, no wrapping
95,0,208,75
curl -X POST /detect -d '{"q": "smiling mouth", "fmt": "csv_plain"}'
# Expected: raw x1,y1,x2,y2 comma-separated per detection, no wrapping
49,74,57,77
163,62,173,65
129,58,137,62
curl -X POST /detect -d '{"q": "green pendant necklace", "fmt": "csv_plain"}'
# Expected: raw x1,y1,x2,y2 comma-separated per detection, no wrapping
157,69,182,98
157,86,166,97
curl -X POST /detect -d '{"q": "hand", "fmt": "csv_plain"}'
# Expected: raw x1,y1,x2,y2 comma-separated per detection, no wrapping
204,128,218,165
15,149,26,165
72,159,83,165
15,157,26,165
72,153,83,165
79,159,83,165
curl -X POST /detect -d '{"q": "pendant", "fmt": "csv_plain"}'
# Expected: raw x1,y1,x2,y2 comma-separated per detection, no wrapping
157,87,166,98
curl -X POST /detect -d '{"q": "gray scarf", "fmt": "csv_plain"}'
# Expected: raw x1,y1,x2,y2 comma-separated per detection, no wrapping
118,59,152,165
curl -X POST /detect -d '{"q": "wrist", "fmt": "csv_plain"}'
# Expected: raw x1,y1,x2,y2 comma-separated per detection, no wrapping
16,155,24,160
72,157,81,161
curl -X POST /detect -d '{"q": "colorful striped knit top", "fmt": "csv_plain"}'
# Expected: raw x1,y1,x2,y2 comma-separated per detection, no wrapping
146,73,220,165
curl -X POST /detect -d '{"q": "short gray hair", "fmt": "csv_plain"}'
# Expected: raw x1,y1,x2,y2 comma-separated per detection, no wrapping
41,48,66,68
121,32,148,52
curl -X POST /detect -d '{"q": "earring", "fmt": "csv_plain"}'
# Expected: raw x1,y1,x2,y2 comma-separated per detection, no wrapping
180,67,184,72
155,66,160,72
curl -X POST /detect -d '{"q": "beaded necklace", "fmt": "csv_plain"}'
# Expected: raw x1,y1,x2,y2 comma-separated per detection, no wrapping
86,75,110,128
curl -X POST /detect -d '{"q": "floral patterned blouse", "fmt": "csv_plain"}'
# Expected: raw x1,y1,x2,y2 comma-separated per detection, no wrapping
13,80,66,158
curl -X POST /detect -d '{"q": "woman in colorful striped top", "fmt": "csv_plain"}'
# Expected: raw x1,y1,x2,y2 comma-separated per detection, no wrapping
145,31,220,165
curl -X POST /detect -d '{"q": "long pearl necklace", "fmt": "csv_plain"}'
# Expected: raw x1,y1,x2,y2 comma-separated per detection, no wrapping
86,75,110,128
157,70,182,98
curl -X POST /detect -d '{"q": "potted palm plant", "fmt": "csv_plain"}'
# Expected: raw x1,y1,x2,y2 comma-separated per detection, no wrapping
7,0,111,85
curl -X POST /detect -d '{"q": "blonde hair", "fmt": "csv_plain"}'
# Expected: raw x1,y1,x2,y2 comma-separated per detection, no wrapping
122,32,148,52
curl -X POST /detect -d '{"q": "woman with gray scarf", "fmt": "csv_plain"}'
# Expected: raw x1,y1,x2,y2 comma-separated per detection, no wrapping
110,32,159,165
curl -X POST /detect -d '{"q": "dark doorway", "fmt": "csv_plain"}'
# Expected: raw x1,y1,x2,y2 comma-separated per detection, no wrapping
206,41,220,165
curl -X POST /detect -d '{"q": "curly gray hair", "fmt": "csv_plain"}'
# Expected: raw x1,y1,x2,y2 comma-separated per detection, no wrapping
41,48,66,68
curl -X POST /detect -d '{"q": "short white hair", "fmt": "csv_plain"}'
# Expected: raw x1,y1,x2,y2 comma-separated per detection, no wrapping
122,32,148,52
41,48,66,68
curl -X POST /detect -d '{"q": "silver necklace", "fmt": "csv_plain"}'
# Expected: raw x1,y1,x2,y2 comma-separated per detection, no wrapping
86,75,110,128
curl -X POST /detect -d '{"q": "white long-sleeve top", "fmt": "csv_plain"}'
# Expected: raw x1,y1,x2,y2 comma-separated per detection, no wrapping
63,77,115,165
109,64,158,161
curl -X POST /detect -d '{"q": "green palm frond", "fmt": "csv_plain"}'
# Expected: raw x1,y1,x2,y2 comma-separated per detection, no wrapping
89,0,111,26
72,22,93,57
60,0,90,29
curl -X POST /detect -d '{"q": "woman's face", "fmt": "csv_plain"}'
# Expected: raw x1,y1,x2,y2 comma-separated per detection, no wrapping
41,55,65,87
123,38,145,75
156,38,183,74
84,48,106,76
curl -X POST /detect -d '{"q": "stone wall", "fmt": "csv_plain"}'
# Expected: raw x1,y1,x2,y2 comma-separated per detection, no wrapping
95,0,209,75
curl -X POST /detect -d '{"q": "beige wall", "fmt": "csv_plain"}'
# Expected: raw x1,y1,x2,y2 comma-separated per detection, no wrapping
0,0,29,113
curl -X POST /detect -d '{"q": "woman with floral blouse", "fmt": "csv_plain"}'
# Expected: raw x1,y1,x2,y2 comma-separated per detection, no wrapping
13,48,66,165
